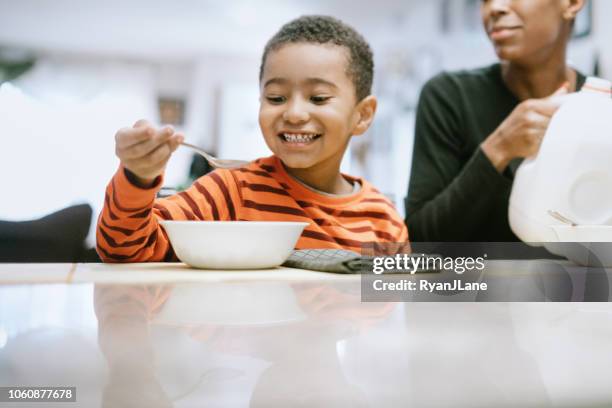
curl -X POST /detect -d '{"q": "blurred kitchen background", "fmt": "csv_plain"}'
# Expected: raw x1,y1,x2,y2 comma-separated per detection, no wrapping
1,0,610,245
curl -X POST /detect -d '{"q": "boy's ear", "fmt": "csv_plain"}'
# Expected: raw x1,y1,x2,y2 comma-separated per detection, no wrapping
352,95,377,136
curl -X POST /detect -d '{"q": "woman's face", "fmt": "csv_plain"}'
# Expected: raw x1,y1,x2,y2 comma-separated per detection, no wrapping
481,0,579,64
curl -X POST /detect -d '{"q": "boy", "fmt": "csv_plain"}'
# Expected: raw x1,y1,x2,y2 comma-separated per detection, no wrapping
97,15,408,262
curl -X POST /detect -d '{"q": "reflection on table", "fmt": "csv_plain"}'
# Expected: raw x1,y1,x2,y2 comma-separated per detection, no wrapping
1,263,612,407
95,281,391,407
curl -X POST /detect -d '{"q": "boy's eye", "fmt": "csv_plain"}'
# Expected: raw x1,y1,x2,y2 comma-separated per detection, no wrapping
310,95,331,104
266,96,286,104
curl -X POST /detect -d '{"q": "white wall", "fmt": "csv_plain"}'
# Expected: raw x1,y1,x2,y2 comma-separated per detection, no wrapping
0,0,609,241
0,58,157,243
185,54,260,152
593,0,612,78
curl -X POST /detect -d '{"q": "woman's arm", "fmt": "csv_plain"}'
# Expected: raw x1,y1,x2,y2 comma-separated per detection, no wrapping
405,74,512,242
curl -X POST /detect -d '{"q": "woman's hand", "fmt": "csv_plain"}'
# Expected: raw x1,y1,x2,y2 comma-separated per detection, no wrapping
481,92,567,172
115,119,184,187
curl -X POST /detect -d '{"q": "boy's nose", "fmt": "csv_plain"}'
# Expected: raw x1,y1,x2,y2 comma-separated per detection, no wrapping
282,99,309,124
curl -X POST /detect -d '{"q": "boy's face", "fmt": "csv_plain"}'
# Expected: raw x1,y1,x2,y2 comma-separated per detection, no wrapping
259,43,367,171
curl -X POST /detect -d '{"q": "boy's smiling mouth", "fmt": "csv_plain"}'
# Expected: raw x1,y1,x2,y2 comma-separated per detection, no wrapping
278,132,322,145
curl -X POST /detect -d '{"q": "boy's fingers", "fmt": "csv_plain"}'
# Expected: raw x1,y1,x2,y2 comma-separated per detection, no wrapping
120,132,173,160
117,122,172,147
116,127,155,149
168,133,185,153
133,119,154,128
116,122,179,173
154,126,175,140
123,143,171,174
137,143,173,171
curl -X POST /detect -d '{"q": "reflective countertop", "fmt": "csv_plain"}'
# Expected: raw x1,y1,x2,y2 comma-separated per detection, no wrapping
1,264,612,407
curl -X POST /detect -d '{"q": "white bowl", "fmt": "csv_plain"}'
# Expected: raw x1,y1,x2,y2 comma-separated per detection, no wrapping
159,221,308,269
546,225,612,267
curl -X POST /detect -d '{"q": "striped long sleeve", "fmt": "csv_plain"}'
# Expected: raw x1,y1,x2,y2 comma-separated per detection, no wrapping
97,156,408,262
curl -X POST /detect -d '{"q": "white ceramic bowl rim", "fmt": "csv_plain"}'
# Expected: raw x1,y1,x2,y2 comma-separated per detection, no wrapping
159,220,310,226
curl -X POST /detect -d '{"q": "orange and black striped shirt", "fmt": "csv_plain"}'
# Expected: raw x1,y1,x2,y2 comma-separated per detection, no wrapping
96,155,408,262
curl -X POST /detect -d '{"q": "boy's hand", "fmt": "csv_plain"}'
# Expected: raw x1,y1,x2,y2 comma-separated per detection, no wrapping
481,87,568,172
115,119,184,187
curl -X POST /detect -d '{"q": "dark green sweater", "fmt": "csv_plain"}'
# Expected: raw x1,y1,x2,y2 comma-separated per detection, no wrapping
405,64,586,242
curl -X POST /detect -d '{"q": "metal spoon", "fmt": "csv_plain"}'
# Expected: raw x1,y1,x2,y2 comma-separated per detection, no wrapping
548,210,578,227
180,142,249,169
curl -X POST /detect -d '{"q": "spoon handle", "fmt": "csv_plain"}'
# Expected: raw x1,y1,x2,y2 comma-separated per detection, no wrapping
180,142,211,159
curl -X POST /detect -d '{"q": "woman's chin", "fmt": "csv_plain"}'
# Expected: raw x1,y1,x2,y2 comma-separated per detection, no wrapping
494,45,525,63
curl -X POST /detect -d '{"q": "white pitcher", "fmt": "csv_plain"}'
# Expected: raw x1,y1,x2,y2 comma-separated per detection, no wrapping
508,77,612,245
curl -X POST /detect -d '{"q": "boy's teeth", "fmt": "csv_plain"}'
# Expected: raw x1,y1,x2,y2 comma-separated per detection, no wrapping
283,133,317,142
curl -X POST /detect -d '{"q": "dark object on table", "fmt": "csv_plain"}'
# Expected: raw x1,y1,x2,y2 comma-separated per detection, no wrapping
283,249,369,273
283,249,440,274
0,204,97,262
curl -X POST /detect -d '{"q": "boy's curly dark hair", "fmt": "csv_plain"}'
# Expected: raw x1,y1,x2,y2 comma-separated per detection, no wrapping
259,15,374,101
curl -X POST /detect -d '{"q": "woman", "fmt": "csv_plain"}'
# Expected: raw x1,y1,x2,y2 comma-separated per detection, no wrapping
405,0,586,242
